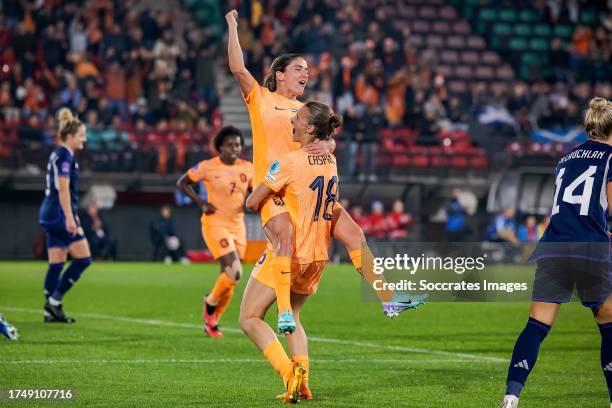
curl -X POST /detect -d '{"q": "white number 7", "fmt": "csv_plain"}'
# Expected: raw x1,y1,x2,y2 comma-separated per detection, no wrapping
552,165,597,216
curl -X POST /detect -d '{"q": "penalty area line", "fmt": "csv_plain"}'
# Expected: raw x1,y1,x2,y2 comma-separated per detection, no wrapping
2,306,505,363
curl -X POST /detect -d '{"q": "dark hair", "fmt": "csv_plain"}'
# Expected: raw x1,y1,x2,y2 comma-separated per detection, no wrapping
263,53,302,92
56,107,83,141
214,125,244,152
304,101,343,140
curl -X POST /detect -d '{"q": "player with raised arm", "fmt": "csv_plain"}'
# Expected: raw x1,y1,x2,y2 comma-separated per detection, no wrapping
241,101,340,403
39,108,92,323
177,126,253,338
500,98,612,408
225,9,423,335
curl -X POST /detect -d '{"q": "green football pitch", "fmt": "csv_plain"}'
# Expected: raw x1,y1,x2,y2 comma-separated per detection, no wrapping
0,262,608,407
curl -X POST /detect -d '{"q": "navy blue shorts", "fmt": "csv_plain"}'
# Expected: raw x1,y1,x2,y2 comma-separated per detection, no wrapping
532,257,612,307
41,216,85,249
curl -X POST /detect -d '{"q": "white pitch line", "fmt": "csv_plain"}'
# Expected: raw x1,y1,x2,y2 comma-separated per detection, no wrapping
2,306,506,363
5,358,495,365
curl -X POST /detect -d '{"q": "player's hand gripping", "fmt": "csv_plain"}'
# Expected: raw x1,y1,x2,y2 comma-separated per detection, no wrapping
66,217,77,236
201,202,217,215
225,9,238,27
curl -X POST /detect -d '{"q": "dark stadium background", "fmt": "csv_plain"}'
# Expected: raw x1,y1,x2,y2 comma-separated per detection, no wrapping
0,0,610,260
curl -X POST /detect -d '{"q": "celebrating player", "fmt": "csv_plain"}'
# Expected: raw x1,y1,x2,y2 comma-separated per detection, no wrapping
242,101,340,403
500,97,612,408
39,108,92,323
225,9,423,335
177,126,253,338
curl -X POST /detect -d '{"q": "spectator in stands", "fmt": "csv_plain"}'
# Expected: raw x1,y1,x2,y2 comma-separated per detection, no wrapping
538,215,550,237
445,188,469,242
386,200,413,240
550,37,570,83
350,205,370,237
150,205,190,265
81,205,118,260
517,215,540,243
357,102,384,181
487,208,520,246
368,201,388,240
416,108,440,146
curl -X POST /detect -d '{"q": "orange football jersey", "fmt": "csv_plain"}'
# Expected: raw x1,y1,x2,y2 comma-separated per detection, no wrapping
262,150,338,264
187,157,253,227
244,81,303,184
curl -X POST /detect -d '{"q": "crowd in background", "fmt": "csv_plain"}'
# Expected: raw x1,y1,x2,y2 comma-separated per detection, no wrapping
0,0,610,175
0,0,221,172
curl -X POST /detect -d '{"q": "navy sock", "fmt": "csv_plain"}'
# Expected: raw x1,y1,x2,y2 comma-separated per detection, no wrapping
505,317,551,397
51,257,92,302
44,263,64,300
599,322,612,402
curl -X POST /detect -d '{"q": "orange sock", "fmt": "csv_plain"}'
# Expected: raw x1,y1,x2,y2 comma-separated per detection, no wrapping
292,355,309,386
349,246,393,303
214,285,234,320
272,256,292,315
209,273,236,305
263,339,293,381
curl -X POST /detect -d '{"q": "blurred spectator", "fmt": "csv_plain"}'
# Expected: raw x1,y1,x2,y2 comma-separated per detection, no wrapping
150,205,190,265
445,188,469,242
357,103,384,181
487,208,520,246
386,200,413,240
81,205,118,260
350,205,371,236
517,215,540,243
538,215,551,237
367,201,388,240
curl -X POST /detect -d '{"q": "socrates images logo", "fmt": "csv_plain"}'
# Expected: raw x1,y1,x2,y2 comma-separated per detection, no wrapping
265,160,280,183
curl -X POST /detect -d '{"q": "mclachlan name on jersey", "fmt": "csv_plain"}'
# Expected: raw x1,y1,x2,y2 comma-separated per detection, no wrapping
558,149,606,164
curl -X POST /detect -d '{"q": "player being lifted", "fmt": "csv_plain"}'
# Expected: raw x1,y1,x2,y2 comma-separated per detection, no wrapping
38,108,92,323
225,9,423,335
242,101,340,403
177,126,253,338
500,98,612,408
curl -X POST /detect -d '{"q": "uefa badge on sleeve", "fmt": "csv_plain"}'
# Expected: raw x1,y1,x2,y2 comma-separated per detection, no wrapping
265,160,280,183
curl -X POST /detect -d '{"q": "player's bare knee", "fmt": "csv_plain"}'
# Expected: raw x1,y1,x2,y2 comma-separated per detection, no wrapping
335,224,365,251
275,224,294,257
221,253,242,281
593,300,612,324
238,311,252,333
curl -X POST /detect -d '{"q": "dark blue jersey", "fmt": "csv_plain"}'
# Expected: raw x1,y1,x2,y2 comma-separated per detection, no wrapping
540,140,612,244
39,146,79,224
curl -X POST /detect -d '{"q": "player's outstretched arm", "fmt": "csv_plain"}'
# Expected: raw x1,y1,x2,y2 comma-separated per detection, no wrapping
246,183,274,212
226,9,255,97
176,172,216,215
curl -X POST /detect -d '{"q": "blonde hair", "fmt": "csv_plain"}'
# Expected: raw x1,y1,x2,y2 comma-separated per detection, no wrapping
585,97,612,142
56,107,82,141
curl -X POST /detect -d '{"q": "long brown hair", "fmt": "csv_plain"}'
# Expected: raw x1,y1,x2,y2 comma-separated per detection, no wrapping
304,101,343,141
263,53,302,92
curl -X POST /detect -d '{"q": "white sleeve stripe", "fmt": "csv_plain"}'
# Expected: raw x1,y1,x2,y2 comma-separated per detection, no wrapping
599,152,611,212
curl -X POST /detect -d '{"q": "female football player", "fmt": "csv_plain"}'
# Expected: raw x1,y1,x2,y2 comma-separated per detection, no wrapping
39,108,92,323
501,97,612,407
225,9,422,336
177,126,253,338
242,101,341,403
